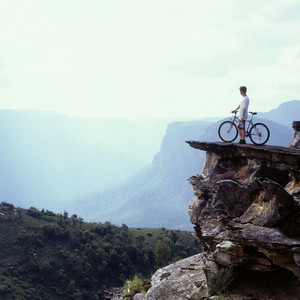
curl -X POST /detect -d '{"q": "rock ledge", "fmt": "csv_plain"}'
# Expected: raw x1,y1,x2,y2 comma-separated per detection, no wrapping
145,141,300,299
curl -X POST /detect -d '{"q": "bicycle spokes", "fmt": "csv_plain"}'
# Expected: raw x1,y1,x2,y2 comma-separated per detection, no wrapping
249,123,270,145
254,128,262,138
218,121,238,143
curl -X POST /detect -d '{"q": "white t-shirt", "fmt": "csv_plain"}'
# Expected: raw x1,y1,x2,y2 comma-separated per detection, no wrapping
239,96,249,120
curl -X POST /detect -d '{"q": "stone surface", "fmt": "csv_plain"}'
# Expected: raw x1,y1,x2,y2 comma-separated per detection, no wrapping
186,141,300,287
105,287,127,300
290,121,300,148
145,253,209,300
133,293,145,300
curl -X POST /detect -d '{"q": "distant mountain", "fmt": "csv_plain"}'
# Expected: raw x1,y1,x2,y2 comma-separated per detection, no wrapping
259,100,300,126
71,100,296,229
1,100,297,227
66,117,175,164
67,121,210,229
0,110,147,209
0,109,212,213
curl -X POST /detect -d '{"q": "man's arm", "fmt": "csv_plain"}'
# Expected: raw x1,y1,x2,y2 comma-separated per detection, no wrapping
232,105,240,113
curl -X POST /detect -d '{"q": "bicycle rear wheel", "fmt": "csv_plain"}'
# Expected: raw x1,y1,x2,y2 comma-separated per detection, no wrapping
218,121,238,143
249,123,270,145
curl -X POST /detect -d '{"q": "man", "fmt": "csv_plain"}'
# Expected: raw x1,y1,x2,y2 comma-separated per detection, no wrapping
232,86,249,144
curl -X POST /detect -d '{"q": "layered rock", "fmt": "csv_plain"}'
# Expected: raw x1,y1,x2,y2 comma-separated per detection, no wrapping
144,141,300,299
186,141,300,298
142,140,300,299
290,121,300,148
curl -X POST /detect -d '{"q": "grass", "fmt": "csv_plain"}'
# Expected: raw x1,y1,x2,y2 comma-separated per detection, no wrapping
207,267,235,296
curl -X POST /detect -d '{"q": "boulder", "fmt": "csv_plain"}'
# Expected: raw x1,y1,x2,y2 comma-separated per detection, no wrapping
145,253,209,300
133,293,145,300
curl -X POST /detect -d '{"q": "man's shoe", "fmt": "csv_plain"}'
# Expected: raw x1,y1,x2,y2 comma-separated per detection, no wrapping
239,139,246,144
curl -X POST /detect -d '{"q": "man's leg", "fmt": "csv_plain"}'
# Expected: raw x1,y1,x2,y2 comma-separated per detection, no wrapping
241,129,246,140
237,123,246,144
237,125,241,137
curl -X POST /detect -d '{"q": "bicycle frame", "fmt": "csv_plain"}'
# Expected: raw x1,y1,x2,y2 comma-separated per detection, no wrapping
218,111,270,145
231,111,254,135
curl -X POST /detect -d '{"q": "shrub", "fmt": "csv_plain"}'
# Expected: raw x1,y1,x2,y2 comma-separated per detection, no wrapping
0,284,9,293
45,210,56,216
123,274,150,296
207,267,235,296
41,224,59,239
27,207,42,218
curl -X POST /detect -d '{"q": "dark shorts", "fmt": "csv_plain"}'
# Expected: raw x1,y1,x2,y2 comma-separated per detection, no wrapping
238,120,245,130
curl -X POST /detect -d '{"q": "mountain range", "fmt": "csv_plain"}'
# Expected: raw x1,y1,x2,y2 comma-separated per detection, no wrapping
66,100,299,229
0,110,172,209
0,100,299,228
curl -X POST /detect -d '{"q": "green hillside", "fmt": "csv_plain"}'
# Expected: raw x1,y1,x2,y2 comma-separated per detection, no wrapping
0,202,200,299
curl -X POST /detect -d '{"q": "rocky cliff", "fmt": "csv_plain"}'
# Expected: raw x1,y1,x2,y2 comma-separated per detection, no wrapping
290,121,300,148
144,141,300,300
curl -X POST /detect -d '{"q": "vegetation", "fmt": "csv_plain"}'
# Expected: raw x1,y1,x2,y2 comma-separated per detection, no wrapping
123,274,151,296
0,202,201,299
207,267,235,297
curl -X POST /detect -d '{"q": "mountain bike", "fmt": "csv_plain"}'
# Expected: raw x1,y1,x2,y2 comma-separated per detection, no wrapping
218,111,270,145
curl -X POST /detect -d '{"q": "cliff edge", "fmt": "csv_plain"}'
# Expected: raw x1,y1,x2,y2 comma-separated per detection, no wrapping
144,141,300,300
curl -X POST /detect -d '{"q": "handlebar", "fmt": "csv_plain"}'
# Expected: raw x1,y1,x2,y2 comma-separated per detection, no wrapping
231,111,257,115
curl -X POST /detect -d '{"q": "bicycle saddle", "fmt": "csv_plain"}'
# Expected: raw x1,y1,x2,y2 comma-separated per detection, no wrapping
249,111,257,115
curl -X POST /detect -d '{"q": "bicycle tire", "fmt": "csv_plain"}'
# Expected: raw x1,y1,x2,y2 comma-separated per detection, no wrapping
218,121,238,143
249,123,270,145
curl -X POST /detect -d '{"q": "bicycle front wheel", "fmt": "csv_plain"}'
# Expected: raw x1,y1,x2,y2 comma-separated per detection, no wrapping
218,121,238,143
249,123,270,145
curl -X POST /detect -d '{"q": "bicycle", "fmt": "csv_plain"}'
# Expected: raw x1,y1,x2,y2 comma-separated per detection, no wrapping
218,111,270,145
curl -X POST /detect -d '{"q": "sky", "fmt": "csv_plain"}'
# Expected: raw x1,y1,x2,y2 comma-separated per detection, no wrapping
1,0,300,119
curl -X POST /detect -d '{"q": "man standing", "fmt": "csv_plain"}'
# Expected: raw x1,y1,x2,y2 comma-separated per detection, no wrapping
232,86,250,144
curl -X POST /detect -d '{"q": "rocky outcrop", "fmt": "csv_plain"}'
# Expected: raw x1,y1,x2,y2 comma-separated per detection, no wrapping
290,121,300,148
186,141,300,298
144,141,300,299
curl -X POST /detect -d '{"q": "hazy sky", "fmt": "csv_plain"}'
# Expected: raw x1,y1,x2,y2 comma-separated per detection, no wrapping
1,0,300,119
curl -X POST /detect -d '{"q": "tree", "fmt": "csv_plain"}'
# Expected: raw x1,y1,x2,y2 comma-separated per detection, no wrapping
7,203,15,221
63,210,69,219
78,218,84,230
135,235,145,249
16,208,22,220
71,214,78,227
169,230,178,243
155,243,171,265
27,207,41,218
